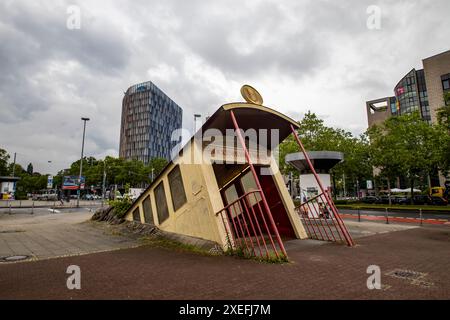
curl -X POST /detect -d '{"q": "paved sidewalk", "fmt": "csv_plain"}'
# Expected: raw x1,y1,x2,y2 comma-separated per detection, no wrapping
0,220,449,299
0,210,139,261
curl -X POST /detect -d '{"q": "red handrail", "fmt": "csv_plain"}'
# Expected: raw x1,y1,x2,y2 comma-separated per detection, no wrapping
215,190,262,215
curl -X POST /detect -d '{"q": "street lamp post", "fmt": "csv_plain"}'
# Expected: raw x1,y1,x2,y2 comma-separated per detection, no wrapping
194,114,202,133
102,161,107,204
77,117,90,208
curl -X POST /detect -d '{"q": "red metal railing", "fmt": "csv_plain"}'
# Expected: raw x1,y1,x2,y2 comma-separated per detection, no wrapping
295,192,346,243
216,190,286,260
290,124,355,246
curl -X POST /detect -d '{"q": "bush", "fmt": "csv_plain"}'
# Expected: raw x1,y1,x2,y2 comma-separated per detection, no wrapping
108,197,132,218
14,192,28,200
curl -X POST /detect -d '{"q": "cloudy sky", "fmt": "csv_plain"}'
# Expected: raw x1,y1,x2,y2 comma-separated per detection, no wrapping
1,0,449,174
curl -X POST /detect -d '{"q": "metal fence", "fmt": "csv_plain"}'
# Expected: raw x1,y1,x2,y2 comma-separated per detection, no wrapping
0,199,104,210
295,192,351,243
216,190,286,261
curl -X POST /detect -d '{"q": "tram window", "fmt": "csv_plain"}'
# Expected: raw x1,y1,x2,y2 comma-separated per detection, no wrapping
168,165,187,212
132,207,141,222
142,195,154,224
240,171,262,206
154,181,170,224
224,184,242,218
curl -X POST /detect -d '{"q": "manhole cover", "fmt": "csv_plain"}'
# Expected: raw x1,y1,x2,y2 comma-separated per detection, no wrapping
0,255,30,262
388,269,422,280
385,268,434,288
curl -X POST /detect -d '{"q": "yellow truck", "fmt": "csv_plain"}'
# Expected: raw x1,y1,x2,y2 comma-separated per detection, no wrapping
430,187,445,198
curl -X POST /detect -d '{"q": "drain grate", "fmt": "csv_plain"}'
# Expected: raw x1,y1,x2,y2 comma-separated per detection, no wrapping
386,268,434,288
386,269,424,280
0,255,30,262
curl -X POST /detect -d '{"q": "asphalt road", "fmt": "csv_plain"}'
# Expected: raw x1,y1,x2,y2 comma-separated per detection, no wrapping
340,208,450,221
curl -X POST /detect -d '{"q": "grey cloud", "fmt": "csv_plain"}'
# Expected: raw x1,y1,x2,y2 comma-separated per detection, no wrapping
0,0,131,123
174,1,328,79
1,0,450,174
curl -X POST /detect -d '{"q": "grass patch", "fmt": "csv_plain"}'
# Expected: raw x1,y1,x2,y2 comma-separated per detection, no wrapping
138,236,212,256
224,246,289,264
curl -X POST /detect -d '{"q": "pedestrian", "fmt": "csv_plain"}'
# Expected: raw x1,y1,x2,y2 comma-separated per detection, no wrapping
57,189,64,206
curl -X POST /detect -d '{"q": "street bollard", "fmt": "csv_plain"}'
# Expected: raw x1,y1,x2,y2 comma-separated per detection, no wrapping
419,208,423,226
385,208,389,224
19,200,22,208
31,201,34,215
358,208,361,222
8,201,11,215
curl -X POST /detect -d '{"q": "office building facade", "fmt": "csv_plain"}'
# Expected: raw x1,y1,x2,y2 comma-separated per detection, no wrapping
119,81,183,164
367,50,450,128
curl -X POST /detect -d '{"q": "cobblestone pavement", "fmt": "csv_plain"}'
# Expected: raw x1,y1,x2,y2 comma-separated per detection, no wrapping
0,218,449,299
0,210,139,261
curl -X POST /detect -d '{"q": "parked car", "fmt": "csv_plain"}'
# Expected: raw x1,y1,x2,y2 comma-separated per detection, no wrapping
395,195,428,205
430,196,448,206
375,196,390,204
360,196,379,204
413,195,431,205
396,196,411,205
32,189,58,201
83,194,94,200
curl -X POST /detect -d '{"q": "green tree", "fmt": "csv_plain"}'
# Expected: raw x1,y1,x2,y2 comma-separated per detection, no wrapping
367,123,407,205
436,92,450,177
279,111,372,197
332,133,372,197
26,163,34,175
148,157,169,180
9,163,25,177
15,173,48,199
368,112,444,204
436,91,450,130
0,148,10,176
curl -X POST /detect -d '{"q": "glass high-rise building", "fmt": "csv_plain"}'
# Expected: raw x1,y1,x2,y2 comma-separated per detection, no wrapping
119,81,183,164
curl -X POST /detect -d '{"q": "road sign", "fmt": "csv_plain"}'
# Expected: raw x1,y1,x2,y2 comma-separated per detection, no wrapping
47,175,53,189
62,176,85,190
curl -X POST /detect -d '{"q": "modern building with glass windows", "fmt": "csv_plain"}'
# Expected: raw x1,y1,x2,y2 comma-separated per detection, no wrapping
366,49,450,128
366,49,450,187
392,68,431,123
119,81,183,164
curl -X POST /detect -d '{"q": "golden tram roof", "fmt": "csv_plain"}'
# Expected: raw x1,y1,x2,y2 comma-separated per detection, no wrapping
134,85,300,197
200,102,300,142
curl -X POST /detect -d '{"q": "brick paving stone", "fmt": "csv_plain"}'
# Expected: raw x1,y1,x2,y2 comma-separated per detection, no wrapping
0,224,449,299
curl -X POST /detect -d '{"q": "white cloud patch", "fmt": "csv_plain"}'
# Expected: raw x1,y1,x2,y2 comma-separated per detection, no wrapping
0,0,449,173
